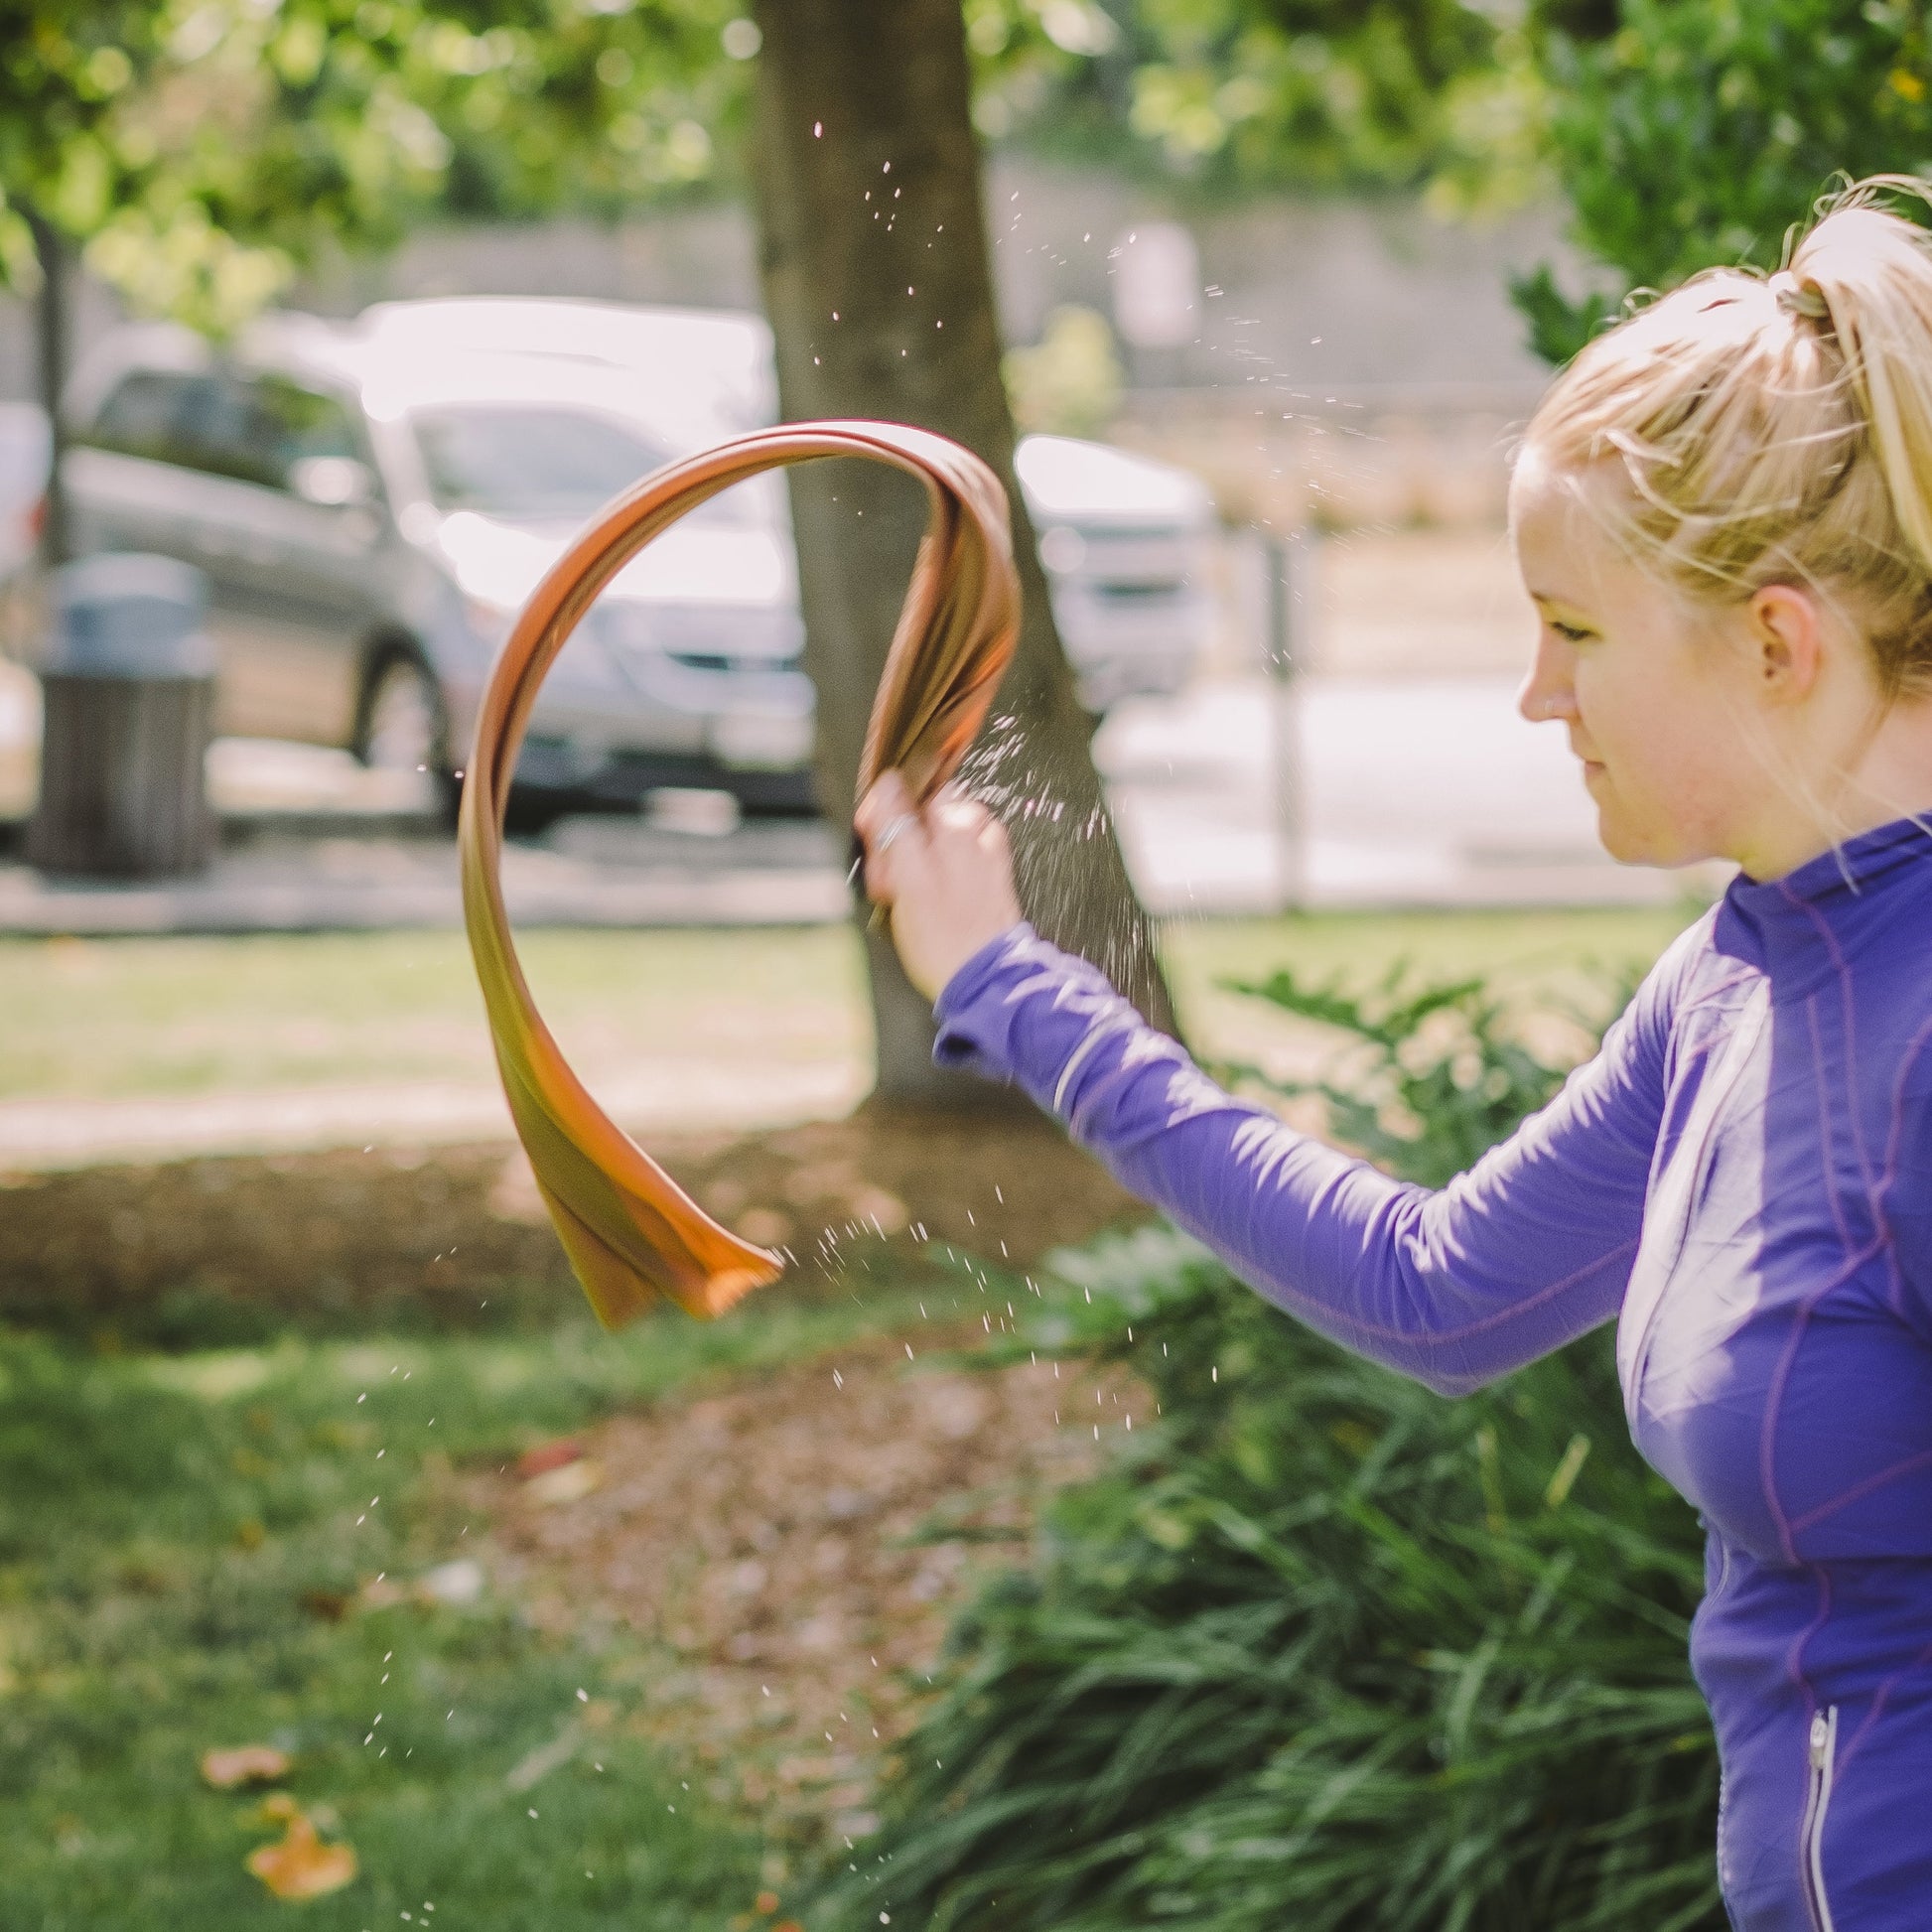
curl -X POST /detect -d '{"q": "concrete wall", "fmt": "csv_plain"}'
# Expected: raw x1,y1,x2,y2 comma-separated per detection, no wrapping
985,164,1566,397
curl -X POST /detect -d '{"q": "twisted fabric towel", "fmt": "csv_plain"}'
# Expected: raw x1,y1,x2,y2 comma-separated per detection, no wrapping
459,421,1020,1326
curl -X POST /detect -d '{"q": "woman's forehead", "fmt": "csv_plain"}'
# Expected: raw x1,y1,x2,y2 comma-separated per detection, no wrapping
1510,455,1639,602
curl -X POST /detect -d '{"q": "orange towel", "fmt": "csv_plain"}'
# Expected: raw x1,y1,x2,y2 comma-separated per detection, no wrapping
458,422,1021,1326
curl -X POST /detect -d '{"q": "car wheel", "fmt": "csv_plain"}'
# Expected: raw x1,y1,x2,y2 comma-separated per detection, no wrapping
359,653,458,824
502,783,575,838
725,765,821,817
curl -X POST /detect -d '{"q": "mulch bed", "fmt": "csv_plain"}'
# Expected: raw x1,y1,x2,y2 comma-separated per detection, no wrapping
0,1107,1145,1343
468,1327,1143,1849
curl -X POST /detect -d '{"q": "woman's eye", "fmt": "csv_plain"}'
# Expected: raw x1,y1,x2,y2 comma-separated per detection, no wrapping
1549,621,1594,644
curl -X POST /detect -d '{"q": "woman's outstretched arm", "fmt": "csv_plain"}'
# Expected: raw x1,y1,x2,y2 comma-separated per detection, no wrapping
856,774,1673,1397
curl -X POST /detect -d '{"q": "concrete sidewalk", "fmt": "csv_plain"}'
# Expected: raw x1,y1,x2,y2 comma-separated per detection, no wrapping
1099,673,1725,913
0,815,849,937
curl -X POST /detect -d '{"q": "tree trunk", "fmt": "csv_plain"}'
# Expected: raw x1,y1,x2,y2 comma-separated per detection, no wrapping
25,209,71,570
747,0,1178,1109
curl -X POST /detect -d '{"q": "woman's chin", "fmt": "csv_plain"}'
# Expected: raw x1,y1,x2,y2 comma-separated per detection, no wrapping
1594,811,1695,870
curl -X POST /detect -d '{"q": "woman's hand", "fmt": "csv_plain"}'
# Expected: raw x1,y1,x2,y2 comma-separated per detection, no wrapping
855,770,1023,1001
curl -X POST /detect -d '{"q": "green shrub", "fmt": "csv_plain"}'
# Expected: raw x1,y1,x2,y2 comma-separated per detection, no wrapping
817,967,1722,1931
1518,0,1932,363
1003,305,1124,439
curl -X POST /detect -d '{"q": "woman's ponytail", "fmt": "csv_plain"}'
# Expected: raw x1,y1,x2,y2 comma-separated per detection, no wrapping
1791,187,1932,591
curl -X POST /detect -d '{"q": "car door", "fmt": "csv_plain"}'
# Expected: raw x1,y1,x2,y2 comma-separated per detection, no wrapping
69,365,379,743
173,371,385,749
68,367,267,737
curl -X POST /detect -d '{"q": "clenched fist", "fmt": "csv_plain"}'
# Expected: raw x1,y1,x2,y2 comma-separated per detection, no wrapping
854,770,1024,1001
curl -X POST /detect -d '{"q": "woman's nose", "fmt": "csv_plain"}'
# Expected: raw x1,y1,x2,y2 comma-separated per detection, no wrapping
1517,636,1578,726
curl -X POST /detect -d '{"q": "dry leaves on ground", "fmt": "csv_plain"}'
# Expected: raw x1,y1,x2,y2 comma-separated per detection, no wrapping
200,1744,292,1790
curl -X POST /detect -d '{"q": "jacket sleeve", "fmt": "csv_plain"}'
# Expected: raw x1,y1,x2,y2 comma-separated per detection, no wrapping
933,924,1676,1395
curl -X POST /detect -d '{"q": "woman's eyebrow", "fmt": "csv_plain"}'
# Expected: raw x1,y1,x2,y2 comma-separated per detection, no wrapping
1527,586,1592,614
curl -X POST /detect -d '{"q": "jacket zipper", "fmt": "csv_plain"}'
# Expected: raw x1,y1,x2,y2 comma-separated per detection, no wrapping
1801,1706,1839,1932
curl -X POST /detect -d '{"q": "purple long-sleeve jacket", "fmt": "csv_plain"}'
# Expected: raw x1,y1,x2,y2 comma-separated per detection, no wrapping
933,815,1932,1932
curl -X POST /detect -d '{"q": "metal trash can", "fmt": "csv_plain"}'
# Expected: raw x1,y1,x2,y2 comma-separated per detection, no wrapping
26,554,217,878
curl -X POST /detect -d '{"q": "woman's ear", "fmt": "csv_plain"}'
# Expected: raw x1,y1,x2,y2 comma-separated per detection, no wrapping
1744,582,1827,705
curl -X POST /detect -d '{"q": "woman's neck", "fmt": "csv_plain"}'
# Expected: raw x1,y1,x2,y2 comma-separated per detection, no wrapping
1737,692,1932,881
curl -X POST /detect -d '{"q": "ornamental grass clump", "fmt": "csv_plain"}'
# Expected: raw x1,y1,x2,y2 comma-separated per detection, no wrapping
819,966,1723,1932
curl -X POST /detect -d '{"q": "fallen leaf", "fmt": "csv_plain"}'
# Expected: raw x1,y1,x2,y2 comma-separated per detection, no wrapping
850,1185,908,1234
755,1891,781,1914
524,1457,602,1506
245,1800,357,1900
735,1207,794,1249
201,1745,292,1790
416,1558,485,1606
485,1150,549,1226
515,1440,585,1480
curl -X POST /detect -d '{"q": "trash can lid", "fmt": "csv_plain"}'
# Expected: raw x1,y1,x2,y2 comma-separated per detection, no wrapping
46,552,216,679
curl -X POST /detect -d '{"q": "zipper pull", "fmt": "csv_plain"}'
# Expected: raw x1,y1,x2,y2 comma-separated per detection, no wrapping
1810,1712,1830,1766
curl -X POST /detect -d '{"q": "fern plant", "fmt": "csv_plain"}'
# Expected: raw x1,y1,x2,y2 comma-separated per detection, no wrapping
1212,960,1608,1186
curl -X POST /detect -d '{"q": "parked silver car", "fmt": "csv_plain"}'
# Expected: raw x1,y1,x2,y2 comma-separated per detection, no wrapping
1014,431,1216,709
60,305,814,818
44,297,1216,818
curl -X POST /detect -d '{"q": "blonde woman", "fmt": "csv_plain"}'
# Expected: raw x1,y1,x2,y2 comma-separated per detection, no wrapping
858,183,1932,1928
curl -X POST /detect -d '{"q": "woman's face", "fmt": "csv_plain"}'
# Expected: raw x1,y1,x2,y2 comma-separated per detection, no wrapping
1509,451,1769,870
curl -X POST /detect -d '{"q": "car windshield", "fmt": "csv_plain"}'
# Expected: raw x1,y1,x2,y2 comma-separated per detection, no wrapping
411,404,750,524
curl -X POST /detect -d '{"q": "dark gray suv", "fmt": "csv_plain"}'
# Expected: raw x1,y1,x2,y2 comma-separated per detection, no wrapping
59,303,816,819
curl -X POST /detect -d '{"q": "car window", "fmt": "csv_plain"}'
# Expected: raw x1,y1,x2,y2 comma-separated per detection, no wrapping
84,369,206,469
409,404,749,525
248,375,364,475
84,367,365,494
197,375,364,490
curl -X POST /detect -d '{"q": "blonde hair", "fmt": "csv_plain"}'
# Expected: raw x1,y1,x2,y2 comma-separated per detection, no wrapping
1524,178,1932,699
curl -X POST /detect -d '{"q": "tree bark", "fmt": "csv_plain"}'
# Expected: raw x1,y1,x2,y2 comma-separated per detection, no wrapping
747,0,1178,1109
25,209,71,570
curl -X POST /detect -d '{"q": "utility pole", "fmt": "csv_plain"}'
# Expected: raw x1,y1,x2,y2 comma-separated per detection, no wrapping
1262,527,1314,911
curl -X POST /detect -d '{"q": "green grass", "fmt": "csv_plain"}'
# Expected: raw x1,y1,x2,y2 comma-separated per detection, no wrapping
0,925,871,1100
0,1284,923,1930
0,908,1699,1105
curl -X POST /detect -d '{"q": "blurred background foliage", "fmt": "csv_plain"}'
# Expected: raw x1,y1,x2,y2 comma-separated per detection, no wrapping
962,0,1538,204
1518,0,1932,362
0,0,751,333
1003,302,1125,436
11,1,1930,361
815,964,1722,1932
